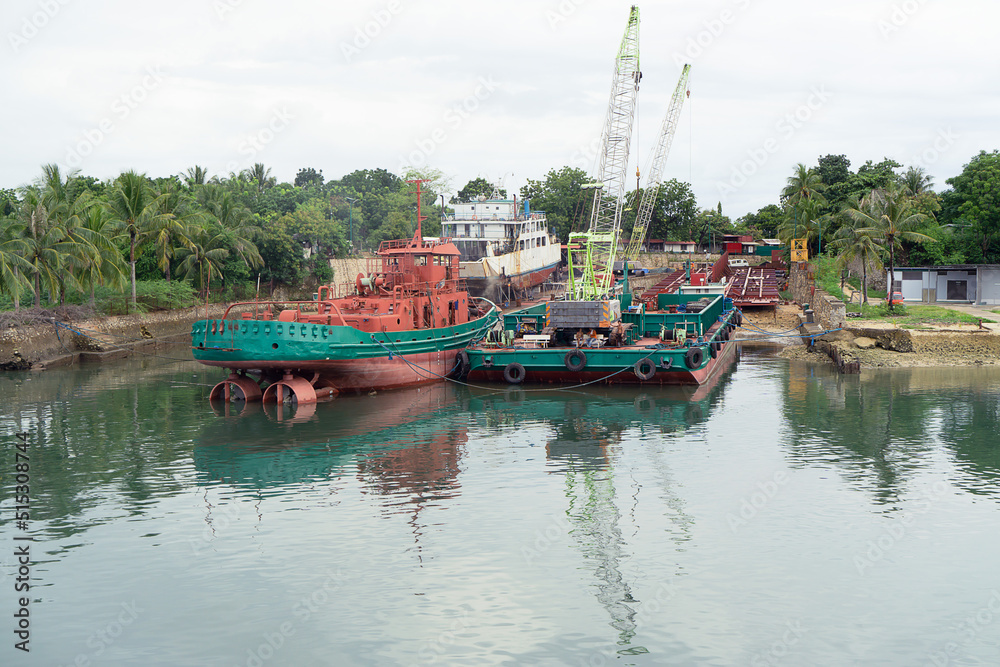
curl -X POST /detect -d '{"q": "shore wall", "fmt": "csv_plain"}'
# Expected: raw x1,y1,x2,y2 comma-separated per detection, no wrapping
328,258,372,284
1,305,229,370
789,262,846,330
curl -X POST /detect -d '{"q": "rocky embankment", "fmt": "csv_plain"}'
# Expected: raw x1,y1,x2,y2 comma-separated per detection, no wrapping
783,320,999,369
1,305,229,370
732,304,1000,368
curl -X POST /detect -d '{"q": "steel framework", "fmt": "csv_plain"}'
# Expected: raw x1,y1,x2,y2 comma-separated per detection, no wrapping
622,63,691,263
568,5,641,300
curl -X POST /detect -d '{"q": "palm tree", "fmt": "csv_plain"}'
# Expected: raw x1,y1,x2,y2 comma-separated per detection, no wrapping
844,187,935,308
37,164,110,305
829,199,883,305
777,199,829,252
184,165,209,188
16,187,81,307
197,185,263,270
243,163,275,194
106,171,169,309
175,225,230,294
782,164,828,243
900,166,933,198
74,205,127,306
151,181,201,282
0,217,32,311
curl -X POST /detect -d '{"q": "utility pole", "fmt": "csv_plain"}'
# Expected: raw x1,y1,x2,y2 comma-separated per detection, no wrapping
346,197,357,254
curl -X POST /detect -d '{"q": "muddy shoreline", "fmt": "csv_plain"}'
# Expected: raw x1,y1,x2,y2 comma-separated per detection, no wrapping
738,303,1000,369
4,300,998,372
1,305,229,370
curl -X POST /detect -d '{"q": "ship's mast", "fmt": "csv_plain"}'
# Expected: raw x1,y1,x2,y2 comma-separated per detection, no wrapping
407,178,429,247
568,5,641,300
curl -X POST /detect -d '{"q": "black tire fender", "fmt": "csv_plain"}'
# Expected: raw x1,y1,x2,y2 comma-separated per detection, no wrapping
685,346,704,369
503,362,525,384
564,349,588,372
633,358,656,381
452,350,471,378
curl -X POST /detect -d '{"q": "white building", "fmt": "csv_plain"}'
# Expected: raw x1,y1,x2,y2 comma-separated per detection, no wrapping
889,265,1000,305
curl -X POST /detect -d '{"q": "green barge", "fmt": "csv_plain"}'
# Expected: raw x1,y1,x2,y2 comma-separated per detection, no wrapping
462,291,741,386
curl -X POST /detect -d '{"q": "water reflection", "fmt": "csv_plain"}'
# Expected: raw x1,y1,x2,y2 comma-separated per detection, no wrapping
464,357,737,656
0,358,214,541
193,383,466,493
782,360,1000,502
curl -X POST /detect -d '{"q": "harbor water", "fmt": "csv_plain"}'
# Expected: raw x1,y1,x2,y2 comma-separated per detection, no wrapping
2,349,1000,665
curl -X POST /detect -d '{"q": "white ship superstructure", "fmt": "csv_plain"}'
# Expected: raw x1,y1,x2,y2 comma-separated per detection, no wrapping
442,195,561,299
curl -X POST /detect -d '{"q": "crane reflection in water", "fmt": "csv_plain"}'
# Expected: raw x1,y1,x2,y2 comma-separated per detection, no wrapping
467,351,736,654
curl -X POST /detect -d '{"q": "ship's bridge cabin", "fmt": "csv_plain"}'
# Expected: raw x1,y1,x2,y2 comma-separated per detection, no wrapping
443,198,552,261
373,238,462,292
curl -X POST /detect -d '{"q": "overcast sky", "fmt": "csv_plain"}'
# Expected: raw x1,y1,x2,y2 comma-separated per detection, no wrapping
1,0,994,219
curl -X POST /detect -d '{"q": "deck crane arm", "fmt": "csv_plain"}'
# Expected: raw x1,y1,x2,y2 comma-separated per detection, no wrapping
622,63,692,264
567,5,641,301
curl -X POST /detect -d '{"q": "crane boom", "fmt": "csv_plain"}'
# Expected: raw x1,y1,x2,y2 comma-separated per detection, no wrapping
623,63,691,263
568,5,641,300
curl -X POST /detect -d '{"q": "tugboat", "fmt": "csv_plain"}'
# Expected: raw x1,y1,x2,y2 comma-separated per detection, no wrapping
192,180,499,404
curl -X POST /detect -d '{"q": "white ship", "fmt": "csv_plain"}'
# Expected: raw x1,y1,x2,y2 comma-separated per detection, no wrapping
442,192,562,301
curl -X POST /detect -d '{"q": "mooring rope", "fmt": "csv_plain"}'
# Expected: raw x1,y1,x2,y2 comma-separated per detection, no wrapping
51,320,195,363
368,335,662,394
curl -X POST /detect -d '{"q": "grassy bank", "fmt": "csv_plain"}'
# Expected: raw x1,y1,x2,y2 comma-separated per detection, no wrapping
812,255,994,326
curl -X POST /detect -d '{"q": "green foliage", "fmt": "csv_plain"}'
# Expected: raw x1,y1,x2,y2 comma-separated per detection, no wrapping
692,207,732,248
876,301,907,317
901,306,994,325
310,256,333,284
646,179,699,241
294,167,324,188
368,211,413,249
326,168,405,251
943,150,1000,262
454,177,503,202
9,148,1000,316
276,199,348,262
736,204,783,238
814,255,848,302
255,183,305,217
520,166,591,242
94,280,196,314
0,188,19,216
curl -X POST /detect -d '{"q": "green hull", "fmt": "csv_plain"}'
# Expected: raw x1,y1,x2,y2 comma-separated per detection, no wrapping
467,293,739,386
191,309,498,392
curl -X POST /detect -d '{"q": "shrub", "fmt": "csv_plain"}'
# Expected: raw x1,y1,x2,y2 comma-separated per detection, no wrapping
877,302,907,317
94,280,196,314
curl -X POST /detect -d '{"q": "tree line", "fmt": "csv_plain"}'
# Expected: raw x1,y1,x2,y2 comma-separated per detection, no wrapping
2,150,998,312
0,163,449,312
522,151,1000,301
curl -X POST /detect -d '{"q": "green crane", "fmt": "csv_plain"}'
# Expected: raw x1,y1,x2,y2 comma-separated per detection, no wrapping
567,5,641,301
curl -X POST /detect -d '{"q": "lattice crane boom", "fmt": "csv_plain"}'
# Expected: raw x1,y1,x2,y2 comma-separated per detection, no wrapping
567,5,641,300
623,63,691,263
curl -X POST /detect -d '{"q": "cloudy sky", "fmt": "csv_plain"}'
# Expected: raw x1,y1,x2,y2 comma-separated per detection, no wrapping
1,0,994,219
